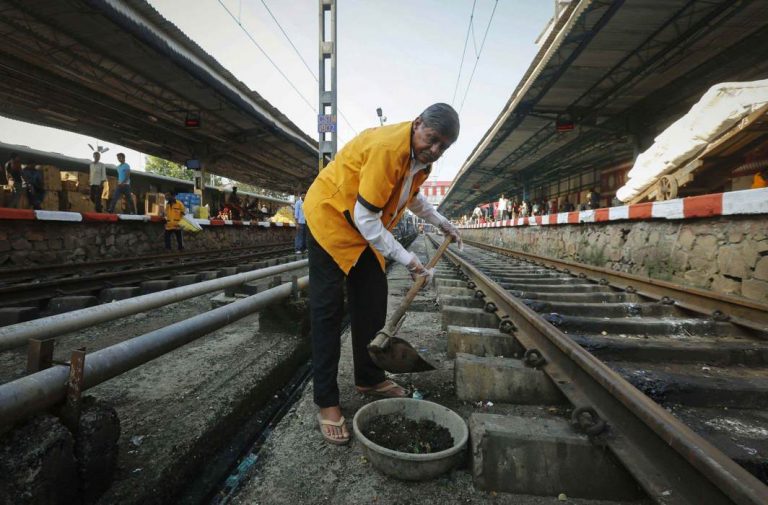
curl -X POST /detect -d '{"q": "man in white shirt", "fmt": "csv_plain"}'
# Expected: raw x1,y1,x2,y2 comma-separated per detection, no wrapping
89,152,108,212
498,193,508,220
472,205,482,223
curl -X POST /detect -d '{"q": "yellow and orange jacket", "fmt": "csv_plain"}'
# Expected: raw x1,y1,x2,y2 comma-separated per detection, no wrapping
304,121,430,273
752,171,767,189
165,200,186,230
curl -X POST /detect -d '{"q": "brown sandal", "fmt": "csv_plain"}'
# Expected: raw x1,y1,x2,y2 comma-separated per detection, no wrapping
356,380,410,398
317,414,350,445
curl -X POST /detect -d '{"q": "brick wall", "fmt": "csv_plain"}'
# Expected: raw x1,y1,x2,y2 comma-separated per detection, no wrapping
0,221,294,267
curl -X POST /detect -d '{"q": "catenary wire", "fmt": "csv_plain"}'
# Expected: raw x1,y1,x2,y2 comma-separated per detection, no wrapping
259,0,358,135
217,0,316,113
451,0,476,107
458,0,499,114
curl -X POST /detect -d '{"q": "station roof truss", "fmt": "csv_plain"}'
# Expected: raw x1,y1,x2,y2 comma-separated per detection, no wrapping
440,0,768,216
0,0,319,192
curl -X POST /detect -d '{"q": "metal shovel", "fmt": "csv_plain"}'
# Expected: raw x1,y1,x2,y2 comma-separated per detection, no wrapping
367,236,453,373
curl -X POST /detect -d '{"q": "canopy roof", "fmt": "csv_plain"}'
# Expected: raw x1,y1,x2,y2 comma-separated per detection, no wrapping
0,0,318,192
441,0,768,215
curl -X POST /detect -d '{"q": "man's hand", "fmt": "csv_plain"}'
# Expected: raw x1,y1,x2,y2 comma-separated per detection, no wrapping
406,253,434,286
438,219,463,249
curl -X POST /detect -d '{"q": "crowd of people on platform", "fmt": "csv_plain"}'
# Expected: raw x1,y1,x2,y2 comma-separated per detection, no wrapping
463,189,603,225
212,187,273,222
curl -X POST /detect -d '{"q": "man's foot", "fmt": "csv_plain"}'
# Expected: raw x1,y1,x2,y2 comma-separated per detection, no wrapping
317,406,350,445
356,379,410,398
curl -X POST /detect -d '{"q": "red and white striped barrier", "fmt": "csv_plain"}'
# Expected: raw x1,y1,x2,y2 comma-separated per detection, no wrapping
459,188,768,229
0,208,298,229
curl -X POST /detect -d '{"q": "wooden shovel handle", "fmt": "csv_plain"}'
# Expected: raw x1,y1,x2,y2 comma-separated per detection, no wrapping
384,236,453,334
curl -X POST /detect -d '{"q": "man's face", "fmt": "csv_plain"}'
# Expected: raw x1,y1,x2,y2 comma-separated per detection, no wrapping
93,152,100,162
117,154,125,163
411,117,455,164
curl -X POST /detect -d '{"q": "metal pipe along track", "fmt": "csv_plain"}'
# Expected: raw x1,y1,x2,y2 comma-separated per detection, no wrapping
0,275,309,433
0,260,307,351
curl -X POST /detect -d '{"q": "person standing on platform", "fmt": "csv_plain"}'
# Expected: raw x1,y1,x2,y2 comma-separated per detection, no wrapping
498,193,508,220
472,204,482,223
89,152,107,212
164,192,185,251
303,103,462,445
21,162,44,210
108,153,136,214
4,153,23,208
294,191,307,253
587,188,600,210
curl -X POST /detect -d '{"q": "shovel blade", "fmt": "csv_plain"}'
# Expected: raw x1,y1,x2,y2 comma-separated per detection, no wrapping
368,335,436,373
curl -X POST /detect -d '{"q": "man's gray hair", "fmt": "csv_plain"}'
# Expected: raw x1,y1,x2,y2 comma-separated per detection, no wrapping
419,103,460,140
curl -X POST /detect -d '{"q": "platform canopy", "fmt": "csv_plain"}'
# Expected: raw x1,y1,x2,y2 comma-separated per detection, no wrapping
440,0,768,216
0,0,318,192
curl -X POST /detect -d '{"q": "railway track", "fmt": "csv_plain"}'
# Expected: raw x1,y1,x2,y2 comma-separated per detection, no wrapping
0,243,288,286
0,243,297,317
427,234,768,505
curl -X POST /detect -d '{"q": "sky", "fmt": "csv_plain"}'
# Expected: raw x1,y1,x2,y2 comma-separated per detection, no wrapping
0,0,553,182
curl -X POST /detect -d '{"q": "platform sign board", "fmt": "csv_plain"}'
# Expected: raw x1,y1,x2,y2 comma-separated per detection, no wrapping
318,114,337,133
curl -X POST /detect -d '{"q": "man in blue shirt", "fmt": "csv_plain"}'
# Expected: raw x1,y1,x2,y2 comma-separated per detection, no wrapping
294,191,306,253
108,153,136,214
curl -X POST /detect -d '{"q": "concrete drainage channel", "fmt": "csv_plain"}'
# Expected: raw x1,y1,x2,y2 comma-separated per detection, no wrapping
426,235,768,504
0,257,312,505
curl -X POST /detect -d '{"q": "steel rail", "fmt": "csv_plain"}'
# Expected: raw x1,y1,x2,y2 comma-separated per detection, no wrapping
0,260,307,352
428,236,768,505
465,239,768,332
0,242,291,284
0,246,296,306
0,275,309,434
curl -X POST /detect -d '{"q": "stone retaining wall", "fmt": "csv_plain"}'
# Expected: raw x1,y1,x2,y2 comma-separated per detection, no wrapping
0,221,294,268
462,215,768,303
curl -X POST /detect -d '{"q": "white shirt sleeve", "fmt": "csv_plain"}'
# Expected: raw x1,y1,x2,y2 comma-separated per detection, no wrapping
353,200,412,266
407,193,445,227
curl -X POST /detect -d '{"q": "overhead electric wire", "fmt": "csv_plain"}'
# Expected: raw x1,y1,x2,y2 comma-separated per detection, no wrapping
216,0,316,113
259,0,358,136
451,0,476,106
457,0,499,114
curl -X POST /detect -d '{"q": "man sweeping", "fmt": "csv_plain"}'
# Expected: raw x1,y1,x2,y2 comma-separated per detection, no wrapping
303,103,462,445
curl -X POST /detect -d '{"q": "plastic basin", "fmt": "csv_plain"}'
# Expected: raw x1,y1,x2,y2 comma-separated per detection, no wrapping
352,398,468,481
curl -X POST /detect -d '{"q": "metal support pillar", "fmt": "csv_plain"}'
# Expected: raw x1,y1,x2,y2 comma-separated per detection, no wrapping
193,164,206,208
318,0,337,170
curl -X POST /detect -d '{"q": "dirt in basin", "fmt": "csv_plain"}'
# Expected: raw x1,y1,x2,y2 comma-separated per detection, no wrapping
363,414,453,454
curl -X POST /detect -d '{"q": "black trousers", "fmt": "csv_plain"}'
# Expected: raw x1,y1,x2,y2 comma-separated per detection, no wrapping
89,184,103,212
164,229,183,250
308,227,387,408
